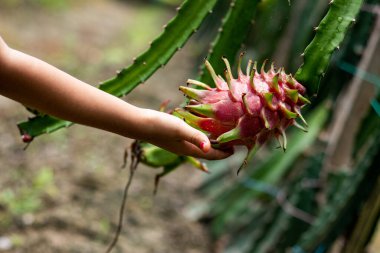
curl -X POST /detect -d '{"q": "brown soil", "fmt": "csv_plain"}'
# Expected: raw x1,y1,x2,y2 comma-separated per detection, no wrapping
0,1,212,252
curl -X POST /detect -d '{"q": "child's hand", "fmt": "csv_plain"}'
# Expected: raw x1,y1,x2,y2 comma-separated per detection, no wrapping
139,109,232,160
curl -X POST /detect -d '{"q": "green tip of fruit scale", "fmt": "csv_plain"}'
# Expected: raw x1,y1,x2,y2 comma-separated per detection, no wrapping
185,104,214,117
270,62,275,73
280,104,298,119
179,86,204,101
285,88,299,103
293,121,308,132
261,109,271,129
294,107,308,126
205,60,223,90
249,68,256,90
298,94,311,104
237,145,260,175
246,60,253,76
185,157,209,173
173,109,202,129
224,69,233,90
222,56,233,80
242,94,253,115
263,92,275,109
261,59,268,75
187,79,212,90
238,52,245,79
216,127,241,144
276,128,287,152
272,73,280,93
253,61,258,71
286,74,296,88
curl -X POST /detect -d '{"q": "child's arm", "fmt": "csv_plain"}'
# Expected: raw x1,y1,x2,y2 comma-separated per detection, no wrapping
0,36,231,159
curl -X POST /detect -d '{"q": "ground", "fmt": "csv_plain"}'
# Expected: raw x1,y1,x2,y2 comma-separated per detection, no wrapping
0,1,213,252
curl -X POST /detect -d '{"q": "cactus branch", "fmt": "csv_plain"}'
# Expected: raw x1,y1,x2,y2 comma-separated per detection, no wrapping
295,0,364,96
199,0,259,85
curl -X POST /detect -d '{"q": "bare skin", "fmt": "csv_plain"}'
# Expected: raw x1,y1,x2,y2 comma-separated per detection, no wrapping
0,36,231,160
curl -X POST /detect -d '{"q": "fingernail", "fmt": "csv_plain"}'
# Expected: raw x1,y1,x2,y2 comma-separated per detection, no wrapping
200,141,207,152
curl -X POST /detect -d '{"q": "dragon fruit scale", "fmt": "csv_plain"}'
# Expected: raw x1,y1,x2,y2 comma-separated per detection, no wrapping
173,53,310,172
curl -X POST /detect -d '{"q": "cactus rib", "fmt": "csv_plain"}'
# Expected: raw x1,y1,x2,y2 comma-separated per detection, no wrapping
199,0,260,85
295,0,364,96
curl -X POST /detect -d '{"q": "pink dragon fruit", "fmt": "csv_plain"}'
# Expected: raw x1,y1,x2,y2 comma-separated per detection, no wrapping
174,53,310,172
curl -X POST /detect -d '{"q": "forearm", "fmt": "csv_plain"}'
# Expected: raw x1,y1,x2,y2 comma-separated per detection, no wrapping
0,43,148,140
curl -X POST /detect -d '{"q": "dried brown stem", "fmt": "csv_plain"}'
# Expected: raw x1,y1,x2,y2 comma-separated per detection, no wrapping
105,142,141,253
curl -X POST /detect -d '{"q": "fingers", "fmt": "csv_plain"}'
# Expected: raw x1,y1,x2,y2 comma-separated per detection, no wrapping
188,129,211,153
143,110,232,159
157,139,233,160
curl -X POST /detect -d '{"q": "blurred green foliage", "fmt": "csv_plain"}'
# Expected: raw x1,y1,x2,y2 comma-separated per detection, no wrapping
0,0,69,9
0,167,56,216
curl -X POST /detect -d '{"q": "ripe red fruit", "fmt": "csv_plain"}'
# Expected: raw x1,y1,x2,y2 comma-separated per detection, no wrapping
174,54,310,172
